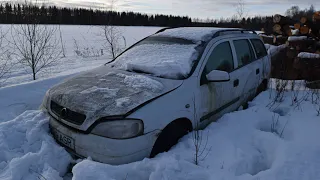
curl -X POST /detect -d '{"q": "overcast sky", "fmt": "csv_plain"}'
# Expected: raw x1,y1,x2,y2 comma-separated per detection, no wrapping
4,0,320,19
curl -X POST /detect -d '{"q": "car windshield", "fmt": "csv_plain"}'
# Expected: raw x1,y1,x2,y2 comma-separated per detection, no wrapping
107,36,204,80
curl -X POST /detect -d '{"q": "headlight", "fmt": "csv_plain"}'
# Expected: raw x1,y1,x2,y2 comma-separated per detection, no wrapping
91,119,144,139
40,90,50,110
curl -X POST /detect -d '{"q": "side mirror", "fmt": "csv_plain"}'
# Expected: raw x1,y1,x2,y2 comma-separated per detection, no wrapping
206,70,230,82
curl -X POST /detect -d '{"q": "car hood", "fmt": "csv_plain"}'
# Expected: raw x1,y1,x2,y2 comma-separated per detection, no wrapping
48,65,183,131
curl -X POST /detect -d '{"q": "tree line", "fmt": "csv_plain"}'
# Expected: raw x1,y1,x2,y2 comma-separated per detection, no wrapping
0,3,318,30
0,3,192,26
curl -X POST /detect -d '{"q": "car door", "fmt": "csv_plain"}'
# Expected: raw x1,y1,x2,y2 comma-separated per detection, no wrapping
198,40,240,128
230,38,260,105
250,38,270,82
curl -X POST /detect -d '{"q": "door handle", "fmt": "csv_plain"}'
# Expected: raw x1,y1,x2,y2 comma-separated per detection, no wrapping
234,79,239,87
256,69,260,74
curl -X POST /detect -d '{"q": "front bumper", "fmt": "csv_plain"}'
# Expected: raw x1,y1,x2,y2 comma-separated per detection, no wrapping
49,117,160,165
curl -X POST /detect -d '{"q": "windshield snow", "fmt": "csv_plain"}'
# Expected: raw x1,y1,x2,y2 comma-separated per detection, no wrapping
108,36,202,79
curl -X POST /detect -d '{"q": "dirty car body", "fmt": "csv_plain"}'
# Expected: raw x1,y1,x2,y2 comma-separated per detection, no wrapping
42,27,271,165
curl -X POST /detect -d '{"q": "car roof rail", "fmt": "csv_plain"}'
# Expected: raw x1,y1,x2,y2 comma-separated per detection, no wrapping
213,29,257,38
155,27,178,34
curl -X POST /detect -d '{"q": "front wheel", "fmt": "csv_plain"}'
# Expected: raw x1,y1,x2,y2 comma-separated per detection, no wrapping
150,121,189,158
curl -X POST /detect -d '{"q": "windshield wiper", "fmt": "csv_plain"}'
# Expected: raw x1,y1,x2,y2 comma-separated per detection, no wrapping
128,69,152,75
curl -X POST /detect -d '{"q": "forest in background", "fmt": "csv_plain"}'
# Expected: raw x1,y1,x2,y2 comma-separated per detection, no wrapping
0,3,317,30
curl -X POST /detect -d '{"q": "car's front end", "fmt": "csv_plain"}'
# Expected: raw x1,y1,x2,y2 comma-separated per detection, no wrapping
48,114,159,164
41,66,184,164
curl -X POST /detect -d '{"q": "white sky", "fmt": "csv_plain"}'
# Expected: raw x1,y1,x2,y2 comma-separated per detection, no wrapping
3,0,320,19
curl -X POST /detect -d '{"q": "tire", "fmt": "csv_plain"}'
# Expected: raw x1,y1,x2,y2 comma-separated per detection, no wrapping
150,121,190,158
256,79,268,96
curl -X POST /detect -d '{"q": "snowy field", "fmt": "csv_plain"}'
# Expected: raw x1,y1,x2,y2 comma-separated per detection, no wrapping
1,25,320,180
0,25,162,88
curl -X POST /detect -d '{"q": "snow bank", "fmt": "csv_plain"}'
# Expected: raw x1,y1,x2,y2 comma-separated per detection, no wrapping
259,34,273,38
265,44,287,56
0,74,74,123
0,111,71,180
288,36,307,41
72,89,320,180
298,52,320,59
111,43,199,79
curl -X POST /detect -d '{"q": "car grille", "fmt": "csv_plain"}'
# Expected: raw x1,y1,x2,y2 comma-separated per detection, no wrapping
50,101,86,125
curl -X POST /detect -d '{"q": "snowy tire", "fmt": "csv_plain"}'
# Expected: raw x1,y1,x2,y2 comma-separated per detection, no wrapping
150,120,190,158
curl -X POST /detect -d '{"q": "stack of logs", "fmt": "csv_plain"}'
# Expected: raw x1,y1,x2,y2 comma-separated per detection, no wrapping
261,12,320,44
261,12,320,87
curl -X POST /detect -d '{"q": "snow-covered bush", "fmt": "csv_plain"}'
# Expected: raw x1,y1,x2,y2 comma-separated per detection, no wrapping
73,38,103,58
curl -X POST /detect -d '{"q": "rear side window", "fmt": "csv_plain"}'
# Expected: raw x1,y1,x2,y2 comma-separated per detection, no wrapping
233,39,255,67
251,39,267,59
204,41,234,74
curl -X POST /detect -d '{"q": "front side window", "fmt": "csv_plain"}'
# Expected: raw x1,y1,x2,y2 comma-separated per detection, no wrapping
251,39,267,59
204,41,234,74
233,39,255,67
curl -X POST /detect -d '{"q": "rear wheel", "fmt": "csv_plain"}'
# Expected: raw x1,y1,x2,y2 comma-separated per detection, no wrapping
150,120,191,158
256,79,269,96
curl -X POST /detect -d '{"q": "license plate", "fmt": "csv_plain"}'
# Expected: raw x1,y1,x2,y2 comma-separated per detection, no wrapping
52,129,75,150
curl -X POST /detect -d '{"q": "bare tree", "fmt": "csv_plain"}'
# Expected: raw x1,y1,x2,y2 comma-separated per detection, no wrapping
58,25,66,57
0,28,12,86
11,1,61,80
100,0,126,60
235,0,248,20
312,89,320,116
192,97,211,165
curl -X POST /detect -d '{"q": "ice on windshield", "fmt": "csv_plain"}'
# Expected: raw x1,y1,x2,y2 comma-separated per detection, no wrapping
109,40,200,79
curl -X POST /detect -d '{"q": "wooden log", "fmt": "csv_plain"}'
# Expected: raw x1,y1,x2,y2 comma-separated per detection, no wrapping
300,26,310,35
283,25,292,36
310,14,320,38
296,53,320,81
275,36,288,45
313,11,320,21
273,14,283,24
300,16,308,24
273,24,282,34
273,14,295,25
294,23,301,30
260,35,274,44
288,38,317,52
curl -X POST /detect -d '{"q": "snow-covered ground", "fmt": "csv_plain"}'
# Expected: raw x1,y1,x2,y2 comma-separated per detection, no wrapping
2,78,320,180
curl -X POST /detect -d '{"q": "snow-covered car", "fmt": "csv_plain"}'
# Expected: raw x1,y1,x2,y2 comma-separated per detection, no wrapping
41,27,271,165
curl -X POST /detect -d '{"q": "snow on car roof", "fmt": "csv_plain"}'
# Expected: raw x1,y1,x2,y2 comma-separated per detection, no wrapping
154,27,241,43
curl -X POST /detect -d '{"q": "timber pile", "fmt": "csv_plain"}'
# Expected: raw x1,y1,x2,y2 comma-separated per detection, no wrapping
261,12,320,84
260,12,320,45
